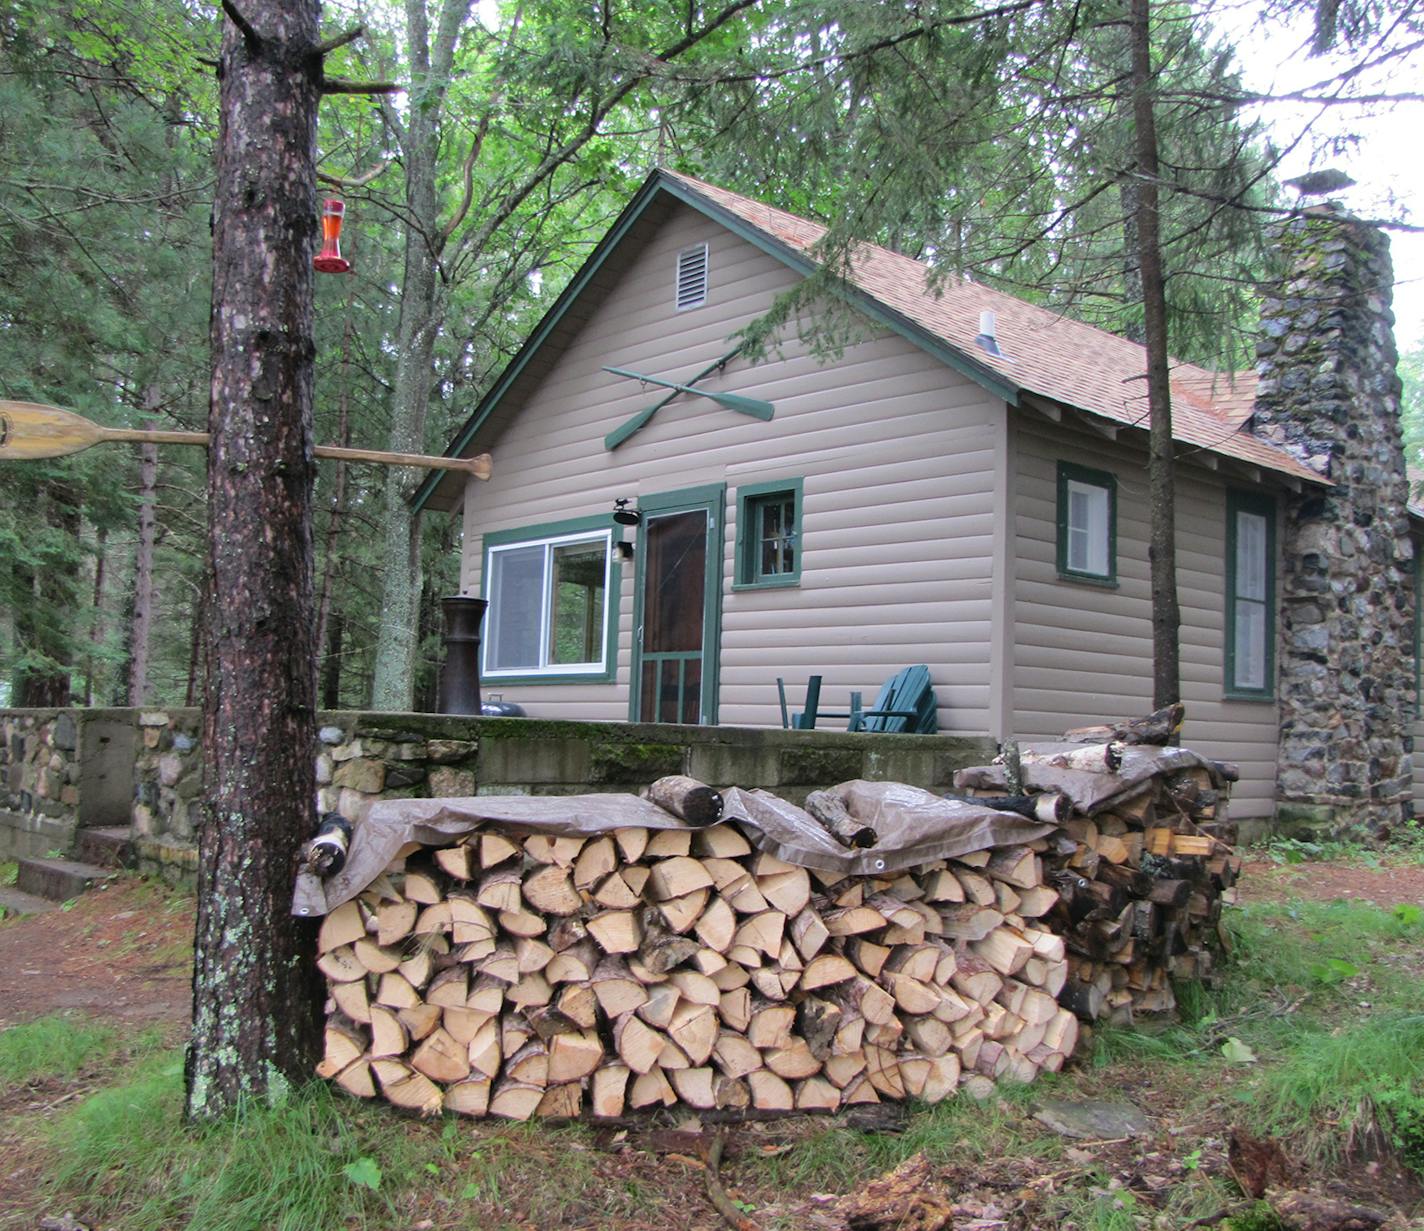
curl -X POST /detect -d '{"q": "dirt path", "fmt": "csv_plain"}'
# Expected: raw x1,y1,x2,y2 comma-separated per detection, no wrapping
0,877,192,1030
1238,856,1424,909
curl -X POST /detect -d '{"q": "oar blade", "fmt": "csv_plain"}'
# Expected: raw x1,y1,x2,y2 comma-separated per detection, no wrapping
0,400,104,460
704,390,775,420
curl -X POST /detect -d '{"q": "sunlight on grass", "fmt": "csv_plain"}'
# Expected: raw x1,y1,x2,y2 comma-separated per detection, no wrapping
0,1014,119,1089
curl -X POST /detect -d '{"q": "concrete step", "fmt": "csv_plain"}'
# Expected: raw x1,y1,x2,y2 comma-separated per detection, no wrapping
0,884,58,917
73,826,134,870
15,856,117,902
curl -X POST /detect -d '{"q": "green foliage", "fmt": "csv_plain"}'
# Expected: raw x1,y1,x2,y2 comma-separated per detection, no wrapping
0,860,16,886
1224,1201,1289,1231
0,1014,118,1088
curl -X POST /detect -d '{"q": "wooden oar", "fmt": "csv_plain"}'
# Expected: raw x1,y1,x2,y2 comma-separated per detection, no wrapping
601,365,774,419
0,400,492,478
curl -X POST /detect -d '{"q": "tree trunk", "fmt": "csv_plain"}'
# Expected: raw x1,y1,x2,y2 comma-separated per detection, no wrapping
367,0,471,713
84,526,108,706
187,0,323,1121
128,412,159,706
1129,0,1181,711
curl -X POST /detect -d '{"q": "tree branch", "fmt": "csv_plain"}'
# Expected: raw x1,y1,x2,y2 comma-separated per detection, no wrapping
316,25,365,56
319,77,403,95
318,160,390,189
219,0,261,47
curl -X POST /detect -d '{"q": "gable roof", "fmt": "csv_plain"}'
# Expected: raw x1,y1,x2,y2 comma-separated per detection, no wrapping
415,170,1321,512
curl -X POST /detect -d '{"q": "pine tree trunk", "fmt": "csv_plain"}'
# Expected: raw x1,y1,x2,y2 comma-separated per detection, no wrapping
1129,0,1181,712
187,0,324,1121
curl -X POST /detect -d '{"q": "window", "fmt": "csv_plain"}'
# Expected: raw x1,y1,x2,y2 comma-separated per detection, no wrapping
1056,462,1116,584
483,519,615,679
735,479,802,589
675,243,708,310
1226,490,1275,698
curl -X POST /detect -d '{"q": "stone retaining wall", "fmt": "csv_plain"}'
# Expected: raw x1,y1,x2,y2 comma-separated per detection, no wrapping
1,706,995,875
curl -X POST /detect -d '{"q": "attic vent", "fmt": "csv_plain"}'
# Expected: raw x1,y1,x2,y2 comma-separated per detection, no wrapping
676,243,709,310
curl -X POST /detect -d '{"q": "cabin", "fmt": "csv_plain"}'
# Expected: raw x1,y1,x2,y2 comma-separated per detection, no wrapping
416,171,1419,833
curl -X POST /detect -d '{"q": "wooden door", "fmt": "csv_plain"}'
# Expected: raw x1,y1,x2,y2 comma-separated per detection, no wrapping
631,487,723,724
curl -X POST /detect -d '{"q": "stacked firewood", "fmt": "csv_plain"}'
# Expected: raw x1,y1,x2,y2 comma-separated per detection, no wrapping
953,724,1240,1024
315,820,1081,1118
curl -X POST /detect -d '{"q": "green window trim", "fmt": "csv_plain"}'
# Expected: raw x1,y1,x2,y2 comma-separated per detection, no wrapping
733,477,803,590
1224,489,1276,701
1055,462,1118,586
480,513,621,685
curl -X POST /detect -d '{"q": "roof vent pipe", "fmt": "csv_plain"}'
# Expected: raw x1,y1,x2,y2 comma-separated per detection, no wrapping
975,309,1002,357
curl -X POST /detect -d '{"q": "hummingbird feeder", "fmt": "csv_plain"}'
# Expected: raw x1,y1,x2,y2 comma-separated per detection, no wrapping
313,198,351,274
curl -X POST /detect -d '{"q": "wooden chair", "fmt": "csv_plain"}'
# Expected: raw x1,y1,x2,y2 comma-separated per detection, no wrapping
777,665,937,733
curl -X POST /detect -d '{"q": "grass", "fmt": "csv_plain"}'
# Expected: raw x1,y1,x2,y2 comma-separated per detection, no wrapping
0,1014,121,1089
0,860,16,887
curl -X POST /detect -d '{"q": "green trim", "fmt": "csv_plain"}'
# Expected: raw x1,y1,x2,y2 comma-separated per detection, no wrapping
1055,461,1118,586
1224,489,1276,701
733,477,803,590
629,484,726,725
480,513,621,685
415,169,1025,512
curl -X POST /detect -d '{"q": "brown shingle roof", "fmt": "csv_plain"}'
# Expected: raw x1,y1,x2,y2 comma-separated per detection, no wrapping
664,171,1322,486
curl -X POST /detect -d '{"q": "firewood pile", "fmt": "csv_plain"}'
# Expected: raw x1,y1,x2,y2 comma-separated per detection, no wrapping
952,712,1241,1024
313,785,1083,1119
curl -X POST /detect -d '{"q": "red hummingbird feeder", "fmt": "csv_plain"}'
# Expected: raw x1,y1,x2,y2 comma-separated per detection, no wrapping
313,198,351,274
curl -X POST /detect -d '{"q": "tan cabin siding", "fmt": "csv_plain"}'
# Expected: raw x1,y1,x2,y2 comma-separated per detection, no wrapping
459,202,1006,733
1011,417,1282,818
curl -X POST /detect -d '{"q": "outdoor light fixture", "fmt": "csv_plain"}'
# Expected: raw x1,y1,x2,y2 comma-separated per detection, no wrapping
612,497,642,526
615,539,635,562
313,198,352,274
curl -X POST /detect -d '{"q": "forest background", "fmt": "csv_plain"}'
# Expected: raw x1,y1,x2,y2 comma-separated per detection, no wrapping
1,0,1419,716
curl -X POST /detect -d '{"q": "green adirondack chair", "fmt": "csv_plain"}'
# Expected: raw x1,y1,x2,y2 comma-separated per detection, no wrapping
777,665,937,733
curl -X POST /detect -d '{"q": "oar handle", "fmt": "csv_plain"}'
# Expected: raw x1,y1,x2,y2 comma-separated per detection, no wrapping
315,444,492,478
103,427,211,447
103,427,491,477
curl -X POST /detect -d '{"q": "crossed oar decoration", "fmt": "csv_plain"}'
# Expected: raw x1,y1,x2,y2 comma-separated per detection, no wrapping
0,399,492,478
602,347,774,451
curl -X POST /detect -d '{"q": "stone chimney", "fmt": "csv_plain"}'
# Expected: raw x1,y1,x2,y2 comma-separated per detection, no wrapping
1251,204,1414,836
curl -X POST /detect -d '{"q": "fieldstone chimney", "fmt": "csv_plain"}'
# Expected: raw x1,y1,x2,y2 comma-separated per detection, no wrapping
1251,204,1414,836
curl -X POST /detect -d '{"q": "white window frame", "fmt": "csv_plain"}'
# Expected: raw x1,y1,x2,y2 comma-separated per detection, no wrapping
483,527,614,679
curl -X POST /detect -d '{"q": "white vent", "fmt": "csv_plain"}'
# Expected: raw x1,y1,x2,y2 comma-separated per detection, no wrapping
675,243,709,310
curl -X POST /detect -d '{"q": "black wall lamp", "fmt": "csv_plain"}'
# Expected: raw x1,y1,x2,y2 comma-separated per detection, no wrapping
613,498,640,561
612,497,642,527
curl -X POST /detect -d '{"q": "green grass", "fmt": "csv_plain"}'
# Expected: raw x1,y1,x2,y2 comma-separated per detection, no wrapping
0,860,16,887
0,1014,121,1089
35,1057,660,1231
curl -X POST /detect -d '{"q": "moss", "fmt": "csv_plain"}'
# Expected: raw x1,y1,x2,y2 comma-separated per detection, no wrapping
778,747,863,785
587,741,684,784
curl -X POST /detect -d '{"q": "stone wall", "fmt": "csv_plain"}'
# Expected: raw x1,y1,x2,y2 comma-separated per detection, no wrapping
1,706,995,873
0,709,134,859
1250,204,1415,835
